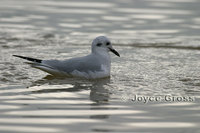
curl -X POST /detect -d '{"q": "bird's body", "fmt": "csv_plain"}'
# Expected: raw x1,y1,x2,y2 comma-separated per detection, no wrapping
30,53,111,78
13,36,120,79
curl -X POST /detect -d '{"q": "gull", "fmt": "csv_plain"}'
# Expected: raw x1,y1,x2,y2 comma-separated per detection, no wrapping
13,36,120,79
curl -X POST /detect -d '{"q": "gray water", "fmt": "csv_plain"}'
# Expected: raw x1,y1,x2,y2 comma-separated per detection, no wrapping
0,0,200,132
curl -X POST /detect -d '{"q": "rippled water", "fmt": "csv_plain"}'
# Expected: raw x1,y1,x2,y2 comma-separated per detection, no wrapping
1,0,200,132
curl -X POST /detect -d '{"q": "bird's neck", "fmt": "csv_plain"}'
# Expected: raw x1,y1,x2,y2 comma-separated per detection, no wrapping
91,51,111,74
94,50,110,61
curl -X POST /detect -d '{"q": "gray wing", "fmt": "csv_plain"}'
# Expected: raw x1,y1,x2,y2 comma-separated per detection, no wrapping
42,54,102,73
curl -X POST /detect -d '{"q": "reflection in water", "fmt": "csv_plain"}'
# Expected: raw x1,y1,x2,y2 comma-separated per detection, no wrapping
30,75,111,103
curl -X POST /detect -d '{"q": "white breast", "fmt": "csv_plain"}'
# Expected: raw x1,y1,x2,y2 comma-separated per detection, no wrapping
70,64,110,79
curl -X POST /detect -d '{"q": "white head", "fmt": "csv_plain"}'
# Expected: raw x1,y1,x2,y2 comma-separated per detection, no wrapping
91,36,120,57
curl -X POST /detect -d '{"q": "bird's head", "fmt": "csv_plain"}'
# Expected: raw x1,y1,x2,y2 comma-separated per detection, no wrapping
91,36,120,57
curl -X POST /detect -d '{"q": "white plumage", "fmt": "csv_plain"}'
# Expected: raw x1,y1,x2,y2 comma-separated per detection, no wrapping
13,36,120,79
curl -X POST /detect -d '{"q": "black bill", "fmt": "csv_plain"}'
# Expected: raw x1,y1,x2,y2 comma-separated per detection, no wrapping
109,48,120,57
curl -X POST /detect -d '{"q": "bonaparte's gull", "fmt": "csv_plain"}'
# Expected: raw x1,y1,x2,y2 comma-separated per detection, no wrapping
13,36,120,79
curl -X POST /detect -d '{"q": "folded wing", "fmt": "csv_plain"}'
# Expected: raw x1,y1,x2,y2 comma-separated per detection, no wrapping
13,55,102,77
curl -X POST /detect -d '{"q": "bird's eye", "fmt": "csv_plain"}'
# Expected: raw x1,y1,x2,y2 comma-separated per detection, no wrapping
106,42,110,46
96,43,102,47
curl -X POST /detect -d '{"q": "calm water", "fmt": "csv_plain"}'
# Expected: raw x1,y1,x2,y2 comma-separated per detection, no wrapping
0,0,200,132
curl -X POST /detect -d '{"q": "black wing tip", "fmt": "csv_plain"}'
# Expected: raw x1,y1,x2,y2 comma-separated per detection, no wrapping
13,55,26,59
13,55,22,58
13,55,42,63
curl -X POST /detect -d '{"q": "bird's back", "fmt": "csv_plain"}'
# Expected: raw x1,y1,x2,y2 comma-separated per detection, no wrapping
42,54,102,74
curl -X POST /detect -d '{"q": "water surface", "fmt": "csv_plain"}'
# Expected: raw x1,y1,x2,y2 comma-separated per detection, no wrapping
0,0,200,132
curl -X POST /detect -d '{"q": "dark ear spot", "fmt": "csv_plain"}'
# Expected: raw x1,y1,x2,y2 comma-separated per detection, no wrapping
96,43,102,47
106,42,110,46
